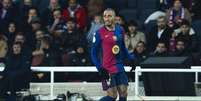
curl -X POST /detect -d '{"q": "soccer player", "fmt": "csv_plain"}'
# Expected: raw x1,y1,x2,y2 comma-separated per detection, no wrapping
91,8,134,101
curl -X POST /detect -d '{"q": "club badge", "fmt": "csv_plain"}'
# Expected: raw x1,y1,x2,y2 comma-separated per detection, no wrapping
112,45,120,55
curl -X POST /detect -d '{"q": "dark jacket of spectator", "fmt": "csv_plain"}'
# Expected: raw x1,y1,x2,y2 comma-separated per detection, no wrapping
176,32,198,52
147,26,173,53
0,2,17,32
62,28,85,53
0,43,31,96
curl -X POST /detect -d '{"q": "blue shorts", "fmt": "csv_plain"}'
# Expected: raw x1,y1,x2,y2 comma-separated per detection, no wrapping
109,72,129,88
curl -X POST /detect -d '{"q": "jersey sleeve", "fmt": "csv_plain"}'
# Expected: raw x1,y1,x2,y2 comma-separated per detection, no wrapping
91,30,102,71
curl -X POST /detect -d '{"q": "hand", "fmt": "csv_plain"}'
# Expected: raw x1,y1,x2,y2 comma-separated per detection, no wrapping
53,19,60,25
37,73,44,79
99,68,109,80
128,60,136,72
27,16,33,23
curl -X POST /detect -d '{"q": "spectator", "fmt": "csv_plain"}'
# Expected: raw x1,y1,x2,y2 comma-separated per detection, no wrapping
133,41,148,65
62,0,87,31
32,35,60,66
20,7,39,32
166,0,191,28
18,0,33,24
0,42,31,100
62,18,84,54
30,16,42,32
48,9,64,55
68,44,90,66
0,0,17,32
159,0,193,11
87,0,104,20
124,20,146,53
4,22,17,47
128,41,148,81
86,14,103,48
0,34,7,63
175,19,198,53
32,30,45,63
41,0,61,26
146,16,173,53
32,36,61,82
169,39,189,56
14,32,32,60
24,16,42,50
115,14,126,28
159,0,173,11
61,18,87,65
151,41,169,56
27,7,38,24
48,9,64,34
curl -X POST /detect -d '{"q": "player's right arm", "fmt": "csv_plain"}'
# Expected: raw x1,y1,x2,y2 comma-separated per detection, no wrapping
91,31,102,71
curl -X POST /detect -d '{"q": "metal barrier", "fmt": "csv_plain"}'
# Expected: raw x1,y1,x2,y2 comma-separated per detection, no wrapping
31,66,132,99
1,66,201,100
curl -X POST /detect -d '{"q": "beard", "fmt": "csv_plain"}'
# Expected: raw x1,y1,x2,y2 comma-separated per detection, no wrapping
158,25,165,29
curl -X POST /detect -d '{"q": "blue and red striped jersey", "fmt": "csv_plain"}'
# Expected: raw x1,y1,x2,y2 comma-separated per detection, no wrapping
91,25,134,74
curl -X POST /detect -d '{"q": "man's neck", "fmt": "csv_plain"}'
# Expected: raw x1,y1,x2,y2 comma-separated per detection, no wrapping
105,24,115,31
158,27,165,31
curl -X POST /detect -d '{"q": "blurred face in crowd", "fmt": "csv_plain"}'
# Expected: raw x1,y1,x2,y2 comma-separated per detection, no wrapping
115,16,123,25
128,25,137,33
53,10,61,19
157,17,166,29
31,22,41,31
135,42,145,54
94,15,102,24
13,43,21,55
50,0,59,9
181,24,190,34
15,34,25,44
156,43,167,53
176,41,185,51
3,0,12,9
24,0,32,6
103,9,115,27
68,0,77,10
28,8,37,17
8,23,16,33
173,0,182,10
35,30,44,40
66,20,75,31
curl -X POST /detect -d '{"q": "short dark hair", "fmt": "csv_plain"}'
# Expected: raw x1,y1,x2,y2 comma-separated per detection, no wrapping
67,17,76,23
137,41,146,46
180,19,190,26
127,20,138,27
13,41,22,47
